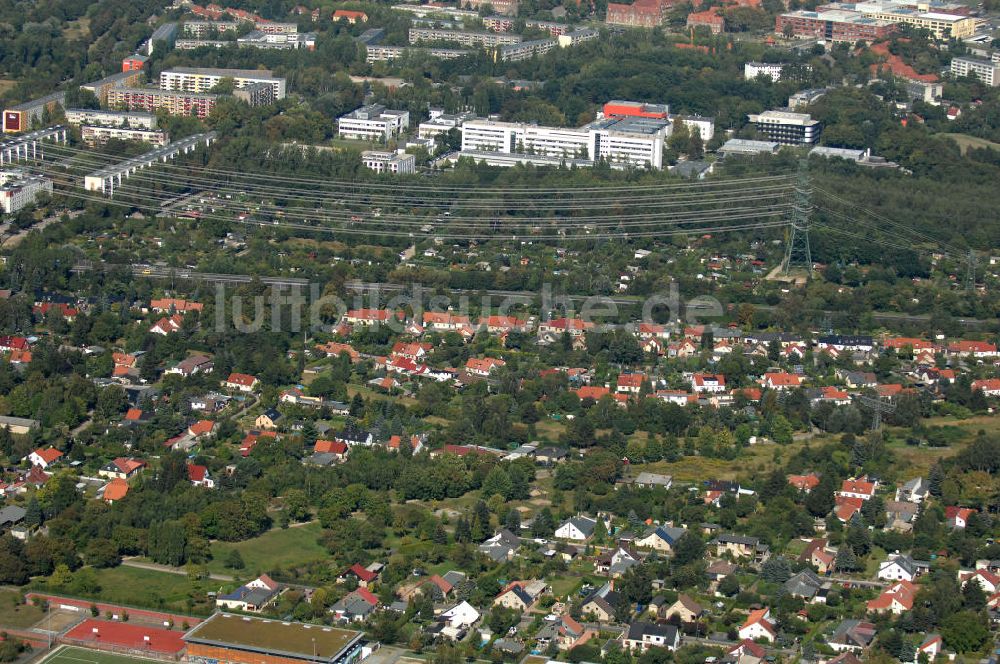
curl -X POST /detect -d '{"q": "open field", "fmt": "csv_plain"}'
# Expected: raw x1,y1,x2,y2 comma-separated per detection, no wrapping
940,133,1000,155
39,645,167,664
208,521,328,575
0,589,45,628
82,566,203,609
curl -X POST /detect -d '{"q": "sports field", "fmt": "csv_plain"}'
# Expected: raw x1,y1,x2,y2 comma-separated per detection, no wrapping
38,645,171,664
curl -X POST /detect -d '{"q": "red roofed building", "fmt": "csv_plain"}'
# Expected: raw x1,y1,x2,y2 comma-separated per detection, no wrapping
188,420,217,438
788,473,820,493
961,569,1000,593
538,317,594,337
834,495,865,521
945,506,976,529
314,439,349,459
616,373,646,394
603,101,669,120
606,0,670,27
948,340,998,358
761,372,803,390
575,386,611,401
99,457,147,480
479,315,528,333
972,378,1000,397
466,357,506,376
316,341,360,361
838,477,877,501
340,563,379,587
423,311,472,331
150,314,183,335
150,298,203,313
103,478,130,503
687,7,725,33
188,464,214,488
34,302,78,320
28,447,63,469
333,9,368,22
883,337,936,352
345,309,398,326
866,580,916,615
868,42,938,83
240,430,277,457
224,372,259,392
0,336,29,352
64,619,186,655
392,341,432,360
738,607,776,642
691,373,726,393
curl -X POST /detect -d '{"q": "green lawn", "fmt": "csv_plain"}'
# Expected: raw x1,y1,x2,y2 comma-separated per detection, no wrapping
85,566,204,608
40,645,166,664
0,589,44,628
207,522,328,576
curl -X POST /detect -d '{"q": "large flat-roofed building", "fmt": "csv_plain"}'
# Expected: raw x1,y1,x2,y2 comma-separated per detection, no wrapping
183,20,241,37
496,37,558,61
0,169,52,213
460,0,518,16
160,67,286,100
718,138,781,156
108,88,220,118
3,92,66,133
338,105,410,141
184,613,369,664
816,2,975,37
951,56,1000,85
364,45,471,62
65,108,157,129
748,110,821,145
147,22,179,55
362,150,416,174
604,100,669,120
409,27,522,47
460,113,668,169
418,109,478,138
776,10,898,41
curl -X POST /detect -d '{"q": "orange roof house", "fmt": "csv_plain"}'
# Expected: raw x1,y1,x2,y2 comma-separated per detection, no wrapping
103,478,130,503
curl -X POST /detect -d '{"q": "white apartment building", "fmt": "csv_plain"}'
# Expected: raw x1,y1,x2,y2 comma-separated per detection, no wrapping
0,170,52,213
673,115,715,141
338,105,410,141
460,115,667,169
81,125,170,146
361,150,416,174
951,56,1000,86
64,109,158,129
744,62,788,81
159,67,286,100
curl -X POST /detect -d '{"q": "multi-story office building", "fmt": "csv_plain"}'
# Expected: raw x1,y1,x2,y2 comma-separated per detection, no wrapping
459,113,669,169
748,110,821,145
160,68,286,100
951,56,1000,85
776,9,899,41
604,100,669,120
408,28,522,47
80,125,170,146
337,105,410,141
0,170,52,213
107,88,220,118
674,115,715,142
361,150,417,174
744,62,789,81
64,109,158,129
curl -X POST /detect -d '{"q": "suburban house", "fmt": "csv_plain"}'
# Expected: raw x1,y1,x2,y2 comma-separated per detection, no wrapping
837,477,877,501
465,357,506,376
632,472,673,489
555,515,598,541
866,580,916,615
216,575,282,612
339,563,381,588
663,594,705,623
224,372,259,392
581,583,620,623
877,554,922,582
945,506,976,529
493,580,547,611
254,408,282,430
428,601,480,641
691,373,726,393
712,534,766,561
738,608,776,643
102,478,130,504
622,622,680,653
761,372,803,390
28,447,62,469
788,473,820,492
331,588,379,622
187,464,215,488
827,620,876,652
536,614,594,651
98,457,147,480
636,525,687,553
165,354,214,376
479,528,520,562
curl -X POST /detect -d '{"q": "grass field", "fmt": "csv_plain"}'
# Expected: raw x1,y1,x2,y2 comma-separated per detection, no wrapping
40,645,165,664
940,133,1000,155
0,590,44,628
207,521,328,576
85,566,204,608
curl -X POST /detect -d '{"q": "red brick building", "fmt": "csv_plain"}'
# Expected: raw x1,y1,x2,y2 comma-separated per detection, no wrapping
776,10,898,42
687,7,725,33
606,0,670,27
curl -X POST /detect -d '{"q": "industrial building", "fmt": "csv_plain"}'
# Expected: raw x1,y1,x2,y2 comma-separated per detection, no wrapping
950,56,1000,85
748,110,821,145
459,114,669,170
84,132,217,195
361,150,417,174
776,9,899,41
3,92,66,133
337,105,410,141
65,109,158,129
0,170,52,214
408,27,522,47
160,67,287,100
718,138,781,156
81,125,170,147
184,613,370,664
